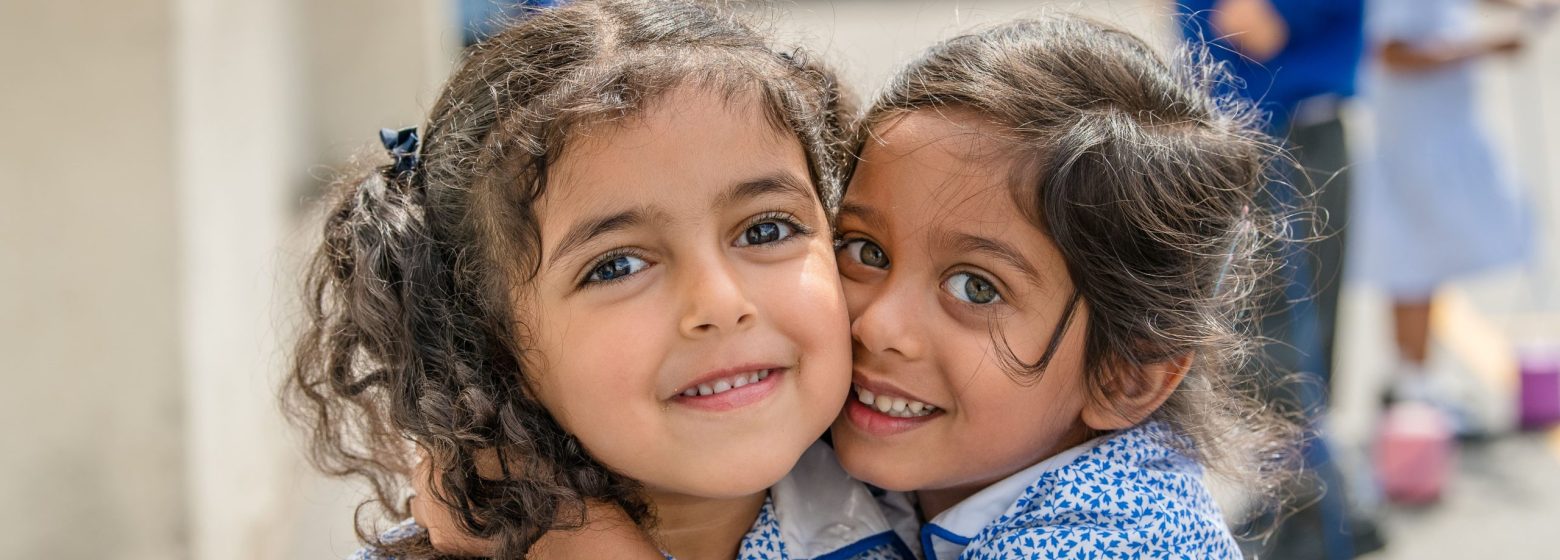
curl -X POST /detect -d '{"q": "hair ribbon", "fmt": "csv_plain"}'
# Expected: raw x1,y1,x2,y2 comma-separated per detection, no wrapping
379,127,420,175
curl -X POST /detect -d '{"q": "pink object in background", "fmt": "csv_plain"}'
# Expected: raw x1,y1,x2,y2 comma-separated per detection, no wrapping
1518,352,1560,430
1375,402,1454,505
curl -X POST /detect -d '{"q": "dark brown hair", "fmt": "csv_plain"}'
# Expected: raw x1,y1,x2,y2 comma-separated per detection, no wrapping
283,1,851,557
858,15,1304,512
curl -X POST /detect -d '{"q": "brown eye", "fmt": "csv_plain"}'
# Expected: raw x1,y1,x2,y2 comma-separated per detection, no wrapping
839,239,889,269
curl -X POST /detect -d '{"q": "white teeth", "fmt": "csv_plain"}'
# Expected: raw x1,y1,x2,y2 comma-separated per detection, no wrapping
853,384,938,418
679,369,776,398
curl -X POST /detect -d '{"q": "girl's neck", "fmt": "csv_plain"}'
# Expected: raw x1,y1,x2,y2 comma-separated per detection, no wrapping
915,422,1097,521
915,485,980,522
648,488,767,560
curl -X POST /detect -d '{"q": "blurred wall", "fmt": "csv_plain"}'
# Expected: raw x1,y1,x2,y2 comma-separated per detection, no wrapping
0,0,455,558
1,2,184,559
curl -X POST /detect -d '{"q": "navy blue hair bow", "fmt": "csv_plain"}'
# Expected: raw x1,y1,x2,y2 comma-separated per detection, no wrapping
379,127,420,175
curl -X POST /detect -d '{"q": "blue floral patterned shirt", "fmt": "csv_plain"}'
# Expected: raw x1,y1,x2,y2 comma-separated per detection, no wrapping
882,422,1239,560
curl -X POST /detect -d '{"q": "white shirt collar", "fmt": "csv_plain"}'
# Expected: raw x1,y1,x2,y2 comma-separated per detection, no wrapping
769,441,903,558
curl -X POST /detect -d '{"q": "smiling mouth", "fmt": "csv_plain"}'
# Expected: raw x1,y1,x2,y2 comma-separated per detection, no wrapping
670,367,786,412
852,384,938,418
679,368,776,397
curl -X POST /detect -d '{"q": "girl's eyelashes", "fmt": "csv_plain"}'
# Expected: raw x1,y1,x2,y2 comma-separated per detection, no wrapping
579,252,652,287
943,271,1003,305
837,238,890,269
734,212,812,247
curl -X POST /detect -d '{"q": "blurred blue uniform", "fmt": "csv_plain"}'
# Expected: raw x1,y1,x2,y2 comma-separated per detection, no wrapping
1353,0,1531,297
461,0,570,46
1177,2,1373,560
1179,0,1364,131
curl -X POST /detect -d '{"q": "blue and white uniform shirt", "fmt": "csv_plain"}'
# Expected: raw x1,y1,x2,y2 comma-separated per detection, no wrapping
352,441,912,560
884,422,1239,560
724,441,912,560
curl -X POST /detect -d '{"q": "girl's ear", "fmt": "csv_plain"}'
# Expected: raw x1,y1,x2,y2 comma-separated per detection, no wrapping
1080,354,1193,431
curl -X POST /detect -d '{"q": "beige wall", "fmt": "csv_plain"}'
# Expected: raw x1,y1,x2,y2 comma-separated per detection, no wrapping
0,1,185,558
1,0,453,558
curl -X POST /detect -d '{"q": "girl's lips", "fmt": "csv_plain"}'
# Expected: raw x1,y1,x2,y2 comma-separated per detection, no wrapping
671,367,785,412
843,397,942,438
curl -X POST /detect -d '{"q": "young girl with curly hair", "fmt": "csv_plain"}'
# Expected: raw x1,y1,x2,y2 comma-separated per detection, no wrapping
285,1,909,558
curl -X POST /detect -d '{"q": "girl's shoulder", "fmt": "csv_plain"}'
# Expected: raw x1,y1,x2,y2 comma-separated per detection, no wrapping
964,422,1239,559
348,519,424,560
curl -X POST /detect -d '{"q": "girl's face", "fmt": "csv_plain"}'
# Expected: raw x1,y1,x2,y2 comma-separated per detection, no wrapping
829,109,1097,495
522,86,851,500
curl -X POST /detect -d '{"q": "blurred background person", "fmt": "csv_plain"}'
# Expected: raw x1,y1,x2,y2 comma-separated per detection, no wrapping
1356,0,1556,506
1359,0,1548,421
1175,1,1378,558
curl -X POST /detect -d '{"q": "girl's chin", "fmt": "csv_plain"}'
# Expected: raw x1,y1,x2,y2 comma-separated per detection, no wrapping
829,423,927,493
639,448,800,499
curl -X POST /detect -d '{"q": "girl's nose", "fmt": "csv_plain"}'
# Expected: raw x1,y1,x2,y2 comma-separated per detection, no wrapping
678,259,757,338
849,280,923,361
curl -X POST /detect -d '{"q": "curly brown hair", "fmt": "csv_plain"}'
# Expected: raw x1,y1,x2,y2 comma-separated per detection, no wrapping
282,1,852,557
857,15,1307,518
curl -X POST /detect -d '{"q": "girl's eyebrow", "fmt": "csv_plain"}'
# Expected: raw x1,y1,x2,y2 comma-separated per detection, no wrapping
935,229,1042,284
714,172,815,210
547,206,659,269
837,201,888,232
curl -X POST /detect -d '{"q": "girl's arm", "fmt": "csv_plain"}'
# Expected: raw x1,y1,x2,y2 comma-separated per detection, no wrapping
410,452,664,559
1208,0,1289,62
1378,35,1524,71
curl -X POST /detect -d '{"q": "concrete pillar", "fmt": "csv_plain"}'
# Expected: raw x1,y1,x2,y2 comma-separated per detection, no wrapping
0,0,186,558
0,0,453,557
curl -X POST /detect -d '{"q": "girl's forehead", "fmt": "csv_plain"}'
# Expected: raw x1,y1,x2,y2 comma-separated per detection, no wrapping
862,108,1017,167
546,87,805,197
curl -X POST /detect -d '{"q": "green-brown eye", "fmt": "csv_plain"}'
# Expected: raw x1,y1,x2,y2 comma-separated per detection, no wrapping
839,239,889,269
944,272,1001,304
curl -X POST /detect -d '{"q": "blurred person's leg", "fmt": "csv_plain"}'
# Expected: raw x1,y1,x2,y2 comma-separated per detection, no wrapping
1390,296,1437,401
1392,298,1433,365
1243,107,1384,560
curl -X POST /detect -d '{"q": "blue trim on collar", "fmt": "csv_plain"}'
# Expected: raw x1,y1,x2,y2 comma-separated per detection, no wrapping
887,532,917,560
813,530,908,560
919,523,972,560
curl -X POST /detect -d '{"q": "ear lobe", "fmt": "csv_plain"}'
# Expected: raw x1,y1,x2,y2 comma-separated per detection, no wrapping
1081,354,1193,432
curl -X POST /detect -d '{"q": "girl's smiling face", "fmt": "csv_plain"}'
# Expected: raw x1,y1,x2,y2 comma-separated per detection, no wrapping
829,109,1099,503
524,85,851,499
